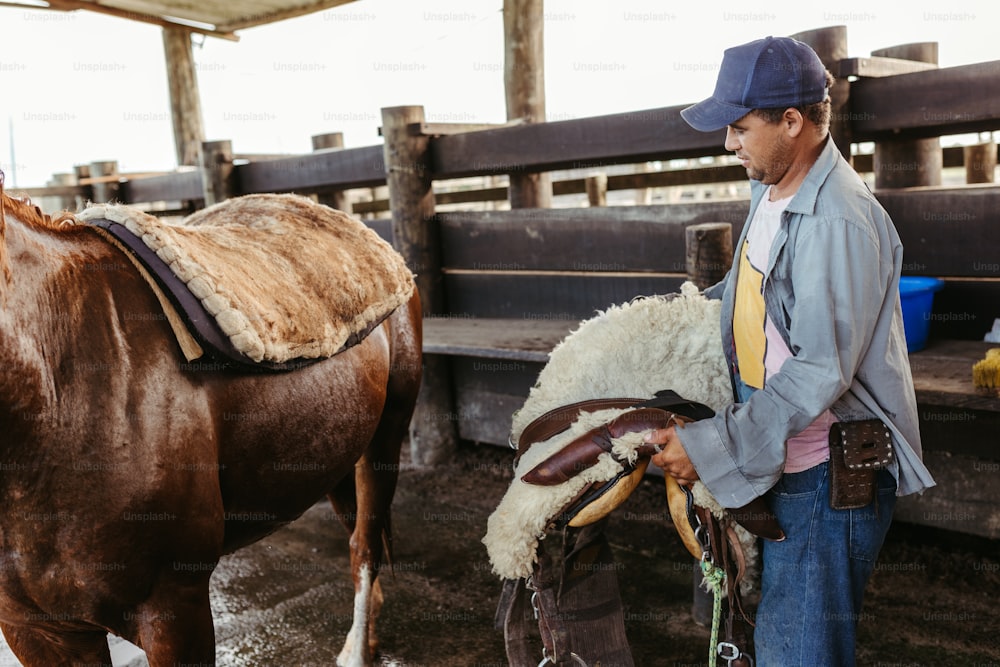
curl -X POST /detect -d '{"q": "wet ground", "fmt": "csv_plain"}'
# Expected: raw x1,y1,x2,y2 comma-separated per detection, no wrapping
2,441,999,666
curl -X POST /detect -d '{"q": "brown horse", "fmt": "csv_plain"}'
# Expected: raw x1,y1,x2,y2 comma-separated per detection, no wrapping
0,180,422,666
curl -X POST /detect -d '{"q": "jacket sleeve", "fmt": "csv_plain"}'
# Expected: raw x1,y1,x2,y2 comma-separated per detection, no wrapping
677,212,890,508
701,271,730,301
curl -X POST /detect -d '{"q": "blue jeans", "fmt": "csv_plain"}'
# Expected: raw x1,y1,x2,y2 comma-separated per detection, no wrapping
754,463,897,666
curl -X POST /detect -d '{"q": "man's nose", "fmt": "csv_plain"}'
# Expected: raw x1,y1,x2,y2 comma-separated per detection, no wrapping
724,126,740,152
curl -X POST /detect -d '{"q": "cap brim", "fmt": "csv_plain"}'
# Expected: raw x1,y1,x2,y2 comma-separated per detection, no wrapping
680,98,752,132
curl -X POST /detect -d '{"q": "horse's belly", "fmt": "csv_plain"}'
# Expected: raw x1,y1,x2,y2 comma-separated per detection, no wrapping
214,356,388,550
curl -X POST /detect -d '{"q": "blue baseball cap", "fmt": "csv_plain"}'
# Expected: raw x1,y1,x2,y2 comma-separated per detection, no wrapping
680,36,829,132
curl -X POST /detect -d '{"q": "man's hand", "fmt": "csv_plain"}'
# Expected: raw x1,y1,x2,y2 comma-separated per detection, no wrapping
646,425,700,486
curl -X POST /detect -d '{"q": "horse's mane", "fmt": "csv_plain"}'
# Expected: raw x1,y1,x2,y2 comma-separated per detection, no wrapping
0,174,77,230
0,170,78,281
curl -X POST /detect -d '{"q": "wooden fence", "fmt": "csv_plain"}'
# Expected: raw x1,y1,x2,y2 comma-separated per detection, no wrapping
13,25,1000,537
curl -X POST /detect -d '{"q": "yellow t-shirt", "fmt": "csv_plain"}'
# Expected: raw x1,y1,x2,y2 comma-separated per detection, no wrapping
733,188,834,473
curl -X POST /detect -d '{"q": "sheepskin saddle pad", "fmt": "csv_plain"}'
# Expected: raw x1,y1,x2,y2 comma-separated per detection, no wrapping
483,283,764,582
77,194,414,371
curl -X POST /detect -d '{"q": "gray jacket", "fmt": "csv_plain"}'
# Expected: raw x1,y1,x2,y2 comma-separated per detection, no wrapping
679,136,936,508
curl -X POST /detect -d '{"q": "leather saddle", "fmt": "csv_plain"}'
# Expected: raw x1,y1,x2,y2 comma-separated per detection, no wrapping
515,389,785,547
510,389,783,666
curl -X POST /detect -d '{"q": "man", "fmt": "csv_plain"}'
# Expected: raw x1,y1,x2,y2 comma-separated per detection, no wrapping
645,36,935,665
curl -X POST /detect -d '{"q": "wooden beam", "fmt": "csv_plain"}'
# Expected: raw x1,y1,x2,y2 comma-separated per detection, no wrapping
415,121,523,136
119,169,203,204
870,43,941,188
963,141,997,184
850,61,1000,139
437,204,749,273
216,0,359,32
894,450,1000,539
235,145,385,194
685,222,732,290
422,317,575,362
908,340,1000,414
793,26,851,160
88,160,119,204
503,0,551,207
381,105,457,465
874,186,1000,277
8,184,84,200
200,140,235,205
162,26,206,166
838,56,939,79
443,272,685,318
43,0,239,40
310,133,349,212
430,105,726,178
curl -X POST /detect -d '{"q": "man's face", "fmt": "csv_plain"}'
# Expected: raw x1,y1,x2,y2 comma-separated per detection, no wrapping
724,112,792,185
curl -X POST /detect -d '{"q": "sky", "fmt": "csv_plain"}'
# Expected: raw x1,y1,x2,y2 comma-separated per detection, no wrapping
1,0,998,187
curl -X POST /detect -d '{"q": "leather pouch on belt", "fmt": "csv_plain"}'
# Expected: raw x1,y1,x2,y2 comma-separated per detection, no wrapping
828,419,894,510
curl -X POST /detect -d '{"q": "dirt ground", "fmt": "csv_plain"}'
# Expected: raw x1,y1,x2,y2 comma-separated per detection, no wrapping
2,440,998,666
200,442,1000,665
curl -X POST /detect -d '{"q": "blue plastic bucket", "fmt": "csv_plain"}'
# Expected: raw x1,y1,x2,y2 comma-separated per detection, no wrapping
899,276,944,352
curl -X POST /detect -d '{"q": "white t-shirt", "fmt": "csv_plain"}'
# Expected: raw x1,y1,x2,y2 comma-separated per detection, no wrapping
733,187,833,473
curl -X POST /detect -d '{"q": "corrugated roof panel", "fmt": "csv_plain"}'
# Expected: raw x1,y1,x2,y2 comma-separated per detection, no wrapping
23,0,359,38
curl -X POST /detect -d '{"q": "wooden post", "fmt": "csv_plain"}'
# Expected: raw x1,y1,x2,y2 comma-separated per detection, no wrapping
871,43,942,189
964,141,997,184
47,172,79,212
311,132,350,213
89,160,120,204
503,0,551,208
200,139,235,206
792,26,851,161
585,173,607,207
381,105,457,465
633,162,652,205
162,26,205,166
685,223,733,290
74,164,91,204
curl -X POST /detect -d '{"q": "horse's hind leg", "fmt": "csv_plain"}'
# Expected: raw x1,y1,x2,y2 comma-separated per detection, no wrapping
331,299,420,667
329,432,399,667
1,624,112,667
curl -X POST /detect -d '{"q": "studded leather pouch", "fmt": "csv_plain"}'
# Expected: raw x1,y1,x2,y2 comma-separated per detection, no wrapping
828,419,894,510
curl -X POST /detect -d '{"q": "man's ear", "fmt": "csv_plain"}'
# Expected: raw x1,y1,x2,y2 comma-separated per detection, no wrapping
782,108,805,138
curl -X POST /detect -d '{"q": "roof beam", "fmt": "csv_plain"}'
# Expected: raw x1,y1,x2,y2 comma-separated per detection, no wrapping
27,0,239,39
216,0,359,32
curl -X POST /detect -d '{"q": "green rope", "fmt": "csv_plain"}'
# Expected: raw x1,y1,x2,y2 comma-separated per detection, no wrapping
701,558,727,666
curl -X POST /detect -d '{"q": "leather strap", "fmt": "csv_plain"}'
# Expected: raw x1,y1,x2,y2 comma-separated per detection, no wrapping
696,506,756,666
515,389,716,455
521,407,689,485
516,397,641,456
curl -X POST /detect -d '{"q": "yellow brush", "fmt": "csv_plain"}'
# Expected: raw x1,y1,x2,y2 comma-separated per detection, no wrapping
972,348,1000,390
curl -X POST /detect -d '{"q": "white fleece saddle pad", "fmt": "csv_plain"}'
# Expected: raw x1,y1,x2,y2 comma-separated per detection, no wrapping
77,194,414,365
483,284,735,580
